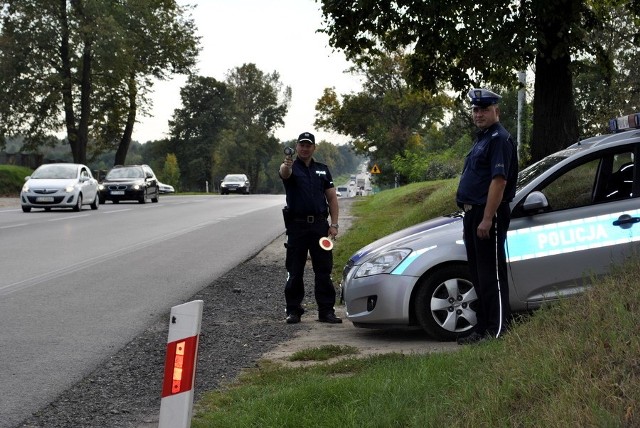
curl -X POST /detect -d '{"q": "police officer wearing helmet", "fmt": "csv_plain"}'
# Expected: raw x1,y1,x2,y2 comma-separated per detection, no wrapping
279,132,342,324
456,88,518,344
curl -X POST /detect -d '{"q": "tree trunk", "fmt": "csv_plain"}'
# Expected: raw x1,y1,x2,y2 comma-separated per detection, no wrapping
530,0,580,162
76,39,93,165
114,75,137,166
59,0,80,163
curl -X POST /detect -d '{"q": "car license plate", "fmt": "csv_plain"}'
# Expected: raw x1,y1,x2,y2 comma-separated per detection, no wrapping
110,190,125,195
36,196,54,202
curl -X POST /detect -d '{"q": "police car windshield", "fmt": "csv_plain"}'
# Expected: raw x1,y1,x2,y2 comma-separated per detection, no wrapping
516,155,567,192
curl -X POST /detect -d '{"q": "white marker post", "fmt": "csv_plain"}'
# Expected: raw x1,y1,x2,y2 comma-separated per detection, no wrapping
159,300,204,428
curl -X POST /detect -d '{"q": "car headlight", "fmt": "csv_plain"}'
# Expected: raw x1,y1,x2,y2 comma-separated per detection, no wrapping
22,184,30,192
98,184,105,191
353,249,412,278
65,185,76,193
133,180,144,190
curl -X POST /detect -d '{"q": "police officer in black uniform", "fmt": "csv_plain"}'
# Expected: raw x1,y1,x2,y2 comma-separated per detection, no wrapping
279,132,342,324
456,88,518,344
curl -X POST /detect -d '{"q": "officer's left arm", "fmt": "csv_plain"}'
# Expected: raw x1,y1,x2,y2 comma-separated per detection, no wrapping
325,187,339,237
478,176,507,238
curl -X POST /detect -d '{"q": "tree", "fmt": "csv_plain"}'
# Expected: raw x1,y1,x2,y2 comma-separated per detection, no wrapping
161,153,180,192
0,0,199,164
212,63,291,191
573,6,640,137
168,76,234,191
318,0,640,162
315,51,453,185
106,0,199,166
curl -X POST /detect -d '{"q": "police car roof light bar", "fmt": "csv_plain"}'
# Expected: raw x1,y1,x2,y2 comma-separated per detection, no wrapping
609,113,640,133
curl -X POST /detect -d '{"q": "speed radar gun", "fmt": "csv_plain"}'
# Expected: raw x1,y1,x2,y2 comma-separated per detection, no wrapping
284,145,295,159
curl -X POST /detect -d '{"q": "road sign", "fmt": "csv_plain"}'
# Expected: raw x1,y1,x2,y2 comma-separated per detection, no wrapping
370,164,381,174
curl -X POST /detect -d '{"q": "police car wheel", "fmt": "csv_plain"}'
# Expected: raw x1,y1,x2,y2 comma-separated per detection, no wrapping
414,264,477,341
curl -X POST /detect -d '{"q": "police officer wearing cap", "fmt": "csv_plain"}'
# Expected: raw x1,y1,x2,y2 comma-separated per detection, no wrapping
456,88,518,344
279,131,342,324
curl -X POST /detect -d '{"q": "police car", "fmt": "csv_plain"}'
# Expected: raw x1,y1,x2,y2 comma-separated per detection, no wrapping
340,113,640,341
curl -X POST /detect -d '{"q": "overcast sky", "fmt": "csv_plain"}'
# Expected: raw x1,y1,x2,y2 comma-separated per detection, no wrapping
132,0,362,145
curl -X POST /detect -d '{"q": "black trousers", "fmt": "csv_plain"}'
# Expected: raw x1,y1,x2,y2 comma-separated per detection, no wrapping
284,221,336,317
462,203,511,337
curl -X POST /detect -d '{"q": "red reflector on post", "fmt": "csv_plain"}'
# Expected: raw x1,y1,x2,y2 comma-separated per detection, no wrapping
161,335,198,398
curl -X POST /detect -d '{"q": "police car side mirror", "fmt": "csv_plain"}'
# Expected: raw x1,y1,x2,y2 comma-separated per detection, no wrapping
522,191,549,213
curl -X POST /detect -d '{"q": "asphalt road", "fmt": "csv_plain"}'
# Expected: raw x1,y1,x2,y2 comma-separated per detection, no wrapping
0,194,285,428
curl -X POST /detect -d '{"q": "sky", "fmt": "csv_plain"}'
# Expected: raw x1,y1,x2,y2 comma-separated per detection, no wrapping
132,0,362,145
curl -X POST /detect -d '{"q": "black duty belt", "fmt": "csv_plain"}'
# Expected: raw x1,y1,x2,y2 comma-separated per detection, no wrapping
461,202,508,212
293,213,328,223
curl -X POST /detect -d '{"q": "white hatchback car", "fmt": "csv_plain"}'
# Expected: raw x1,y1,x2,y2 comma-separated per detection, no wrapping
20,163,100,212
341,112,640,341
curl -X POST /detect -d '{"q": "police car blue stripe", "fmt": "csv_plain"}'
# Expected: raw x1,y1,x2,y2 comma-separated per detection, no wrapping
391,246,436,275
379,209,640,275
507,209,640,261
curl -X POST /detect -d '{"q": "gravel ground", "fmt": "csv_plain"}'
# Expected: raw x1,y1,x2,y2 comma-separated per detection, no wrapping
15,199,355,428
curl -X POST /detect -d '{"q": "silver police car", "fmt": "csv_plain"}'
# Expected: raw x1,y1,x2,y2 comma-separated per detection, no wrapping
341,113,640,341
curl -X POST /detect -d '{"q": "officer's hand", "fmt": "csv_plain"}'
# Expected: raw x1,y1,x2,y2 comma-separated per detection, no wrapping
477,219,492,239
283,158,293,168
328,225,338,238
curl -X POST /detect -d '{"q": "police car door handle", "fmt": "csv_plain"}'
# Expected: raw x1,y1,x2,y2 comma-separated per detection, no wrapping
612,214,640,229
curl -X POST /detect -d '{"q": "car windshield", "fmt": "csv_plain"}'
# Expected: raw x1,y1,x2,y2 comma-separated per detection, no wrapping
106,167,144,179
224,175,245,181
31,164,77,179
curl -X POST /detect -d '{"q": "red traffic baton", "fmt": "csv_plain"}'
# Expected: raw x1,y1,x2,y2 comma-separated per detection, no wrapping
319,236,334,251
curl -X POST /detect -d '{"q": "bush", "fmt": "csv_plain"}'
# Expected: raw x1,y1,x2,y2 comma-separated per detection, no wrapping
0,164,32,195
424,160,459,180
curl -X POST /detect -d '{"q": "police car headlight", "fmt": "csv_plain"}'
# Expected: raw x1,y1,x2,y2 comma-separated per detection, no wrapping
354,249,411,278
65,185,76,193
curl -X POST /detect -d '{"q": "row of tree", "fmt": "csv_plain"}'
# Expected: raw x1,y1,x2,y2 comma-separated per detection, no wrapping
2,1,639,191
0,0,199,165
317,0,640,165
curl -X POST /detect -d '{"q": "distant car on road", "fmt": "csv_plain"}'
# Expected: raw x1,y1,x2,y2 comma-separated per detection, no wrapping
20,163,100,212
341,112,640,341
337,186,348,197
98,164,159,204
158,182,175,194
220,174,250,195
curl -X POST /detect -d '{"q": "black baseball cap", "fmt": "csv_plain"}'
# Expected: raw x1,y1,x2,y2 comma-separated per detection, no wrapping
297,132,315,144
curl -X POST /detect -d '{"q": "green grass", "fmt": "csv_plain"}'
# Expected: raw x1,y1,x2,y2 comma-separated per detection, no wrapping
192,180,640,428
289,345,359,362
0,164,32,195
